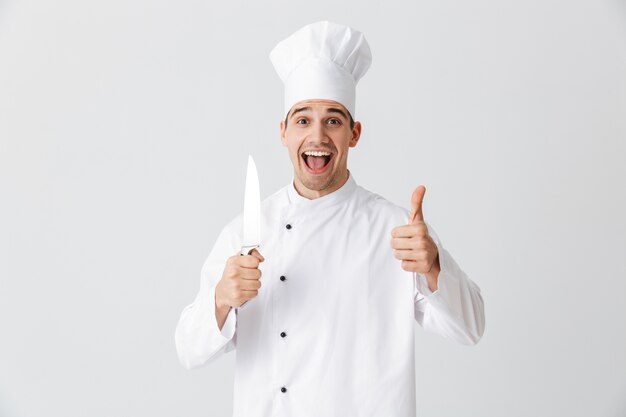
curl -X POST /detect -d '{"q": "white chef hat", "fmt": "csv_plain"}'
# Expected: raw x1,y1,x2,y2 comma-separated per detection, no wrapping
269,20,372,119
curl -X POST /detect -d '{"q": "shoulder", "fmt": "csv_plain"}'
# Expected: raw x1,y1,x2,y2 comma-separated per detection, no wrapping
223,183,289,231
354,185,410,224
352,185,440,241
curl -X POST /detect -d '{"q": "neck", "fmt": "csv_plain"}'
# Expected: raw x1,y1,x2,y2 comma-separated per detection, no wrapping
293,169,350,200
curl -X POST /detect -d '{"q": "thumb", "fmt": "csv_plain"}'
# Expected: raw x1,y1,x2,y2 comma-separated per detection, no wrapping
409,185,426,224
249,248,265,262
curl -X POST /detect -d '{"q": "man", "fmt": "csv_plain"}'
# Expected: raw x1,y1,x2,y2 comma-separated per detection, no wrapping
175,21,485,417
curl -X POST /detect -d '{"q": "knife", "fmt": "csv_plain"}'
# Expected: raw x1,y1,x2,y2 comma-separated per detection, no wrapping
238,155,261,307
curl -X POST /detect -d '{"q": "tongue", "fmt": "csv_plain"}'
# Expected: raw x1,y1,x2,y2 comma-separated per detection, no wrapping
308,156,327,171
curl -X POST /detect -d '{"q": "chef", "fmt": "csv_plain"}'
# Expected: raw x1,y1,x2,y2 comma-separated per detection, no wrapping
175,20,485,417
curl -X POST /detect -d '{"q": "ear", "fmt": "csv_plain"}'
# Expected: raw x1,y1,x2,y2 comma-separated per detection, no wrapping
349,121,362,148
280,120,287,147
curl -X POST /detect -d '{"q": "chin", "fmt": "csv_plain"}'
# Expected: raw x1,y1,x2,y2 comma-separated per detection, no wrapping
298,170,337,191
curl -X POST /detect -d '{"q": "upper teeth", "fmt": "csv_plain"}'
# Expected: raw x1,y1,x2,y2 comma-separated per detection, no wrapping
304,151,331,156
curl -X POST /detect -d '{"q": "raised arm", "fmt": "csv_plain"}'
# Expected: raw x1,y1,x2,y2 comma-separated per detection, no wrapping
413,223,485,345
174,224,239,369
390,186,485,345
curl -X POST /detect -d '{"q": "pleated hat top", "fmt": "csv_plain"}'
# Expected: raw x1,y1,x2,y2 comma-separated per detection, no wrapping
270,21,372,118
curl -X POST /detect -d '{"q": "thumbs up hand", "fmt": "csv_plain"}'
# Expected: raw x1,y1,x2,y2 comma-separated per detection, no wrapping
390,185,440,288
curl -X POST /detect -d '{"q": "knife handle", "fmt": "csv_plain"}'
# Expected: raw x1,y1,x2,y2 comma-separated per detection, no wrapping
240,245,260,256
238,245,260,309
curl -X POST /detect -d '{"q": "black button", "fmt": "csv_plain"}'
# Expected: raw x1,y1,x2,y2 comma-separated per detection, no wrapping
280,275,286,281
285,224,292,230
281,387,287,393
280,332,286,338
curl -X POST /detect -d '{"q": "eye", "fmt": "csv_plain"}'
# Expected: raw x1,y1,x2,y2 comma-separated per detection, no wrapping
296,118,308,125
327,118,341,125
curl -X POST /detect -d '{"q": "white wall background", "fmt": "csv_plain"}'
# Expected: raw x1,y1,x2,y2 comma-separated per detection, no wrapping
1,0,625,416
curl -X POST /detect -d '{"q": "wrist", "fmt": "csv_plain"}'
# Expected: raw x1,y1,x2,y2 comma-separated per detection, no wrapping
215,288,230,311
424,253,440,291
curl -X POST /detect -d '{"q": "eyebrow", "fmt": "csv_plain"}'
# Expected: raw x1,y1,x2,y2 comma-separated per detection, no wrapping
289,106,349,120
327,107,349,120
289,106,311,118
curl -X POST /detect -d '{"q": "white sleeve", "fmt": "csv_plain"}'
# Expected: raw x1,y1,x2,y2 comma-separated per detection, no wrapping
174,218,241,369
413,222,485,345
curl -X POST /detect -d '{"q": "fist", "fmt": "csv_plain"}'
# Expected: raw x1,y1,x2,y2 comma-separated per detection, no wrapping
215,248,265,308
390,185,439,274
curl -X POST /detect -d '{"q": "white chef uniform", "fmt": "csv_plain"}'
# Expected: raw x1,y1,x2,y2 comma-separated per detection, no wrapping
175,170,485,417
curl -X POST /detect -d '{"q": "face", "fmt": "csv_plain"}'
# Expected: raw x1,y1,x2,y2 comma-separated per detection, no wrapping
280,99,362,199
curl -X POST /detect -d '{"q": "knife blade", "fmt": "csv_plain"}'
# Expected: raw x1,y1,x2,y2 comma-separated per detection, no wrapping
241,154,261,256
238,155,261,309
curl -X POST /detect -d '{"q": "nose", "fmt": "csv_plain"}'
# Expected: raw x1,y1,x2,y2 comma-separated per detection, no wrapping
307,121,330,145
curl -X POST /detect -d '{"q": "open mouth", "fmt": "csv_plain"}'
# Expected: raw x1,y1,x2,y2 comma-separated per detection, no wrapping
301,151,333,174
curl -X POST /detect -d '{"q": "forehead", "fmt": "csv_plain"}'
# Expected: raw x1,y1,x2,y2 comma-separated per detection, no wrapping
287,99,350,118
